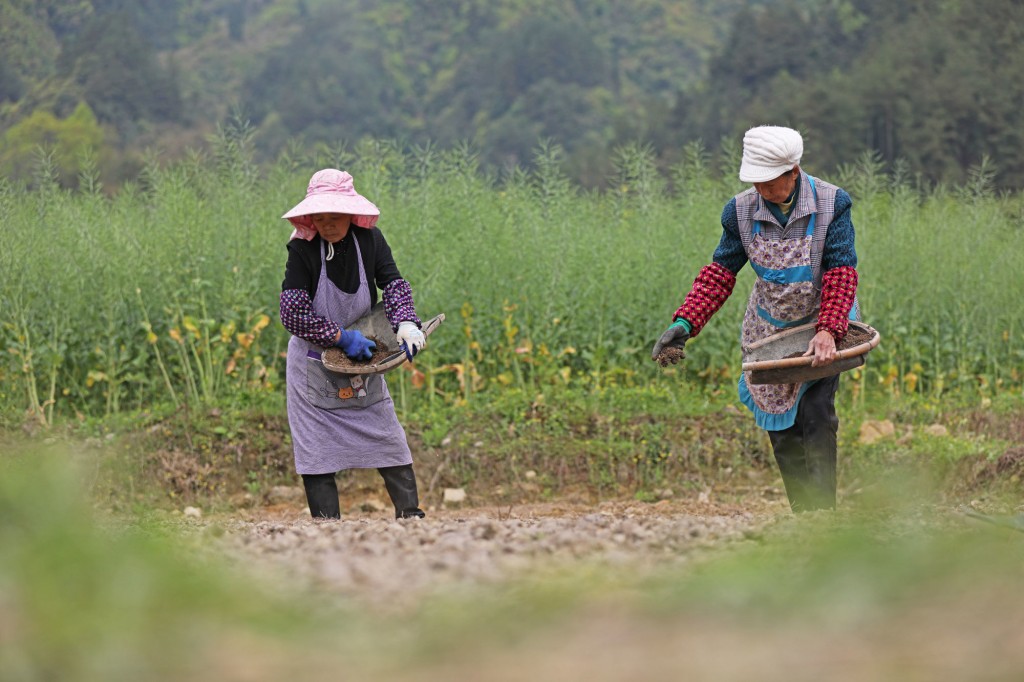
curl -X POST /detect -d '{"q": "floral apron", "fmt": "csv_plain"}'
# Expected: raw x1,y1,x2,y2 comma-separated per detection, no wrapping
285,237,412,474
736,175,858,431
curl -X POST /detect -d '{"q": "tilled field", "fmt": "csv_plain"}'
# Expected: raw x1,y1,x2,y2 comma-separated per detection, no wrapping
201,499,781,606
174,498,1024,682
98,470,1024,682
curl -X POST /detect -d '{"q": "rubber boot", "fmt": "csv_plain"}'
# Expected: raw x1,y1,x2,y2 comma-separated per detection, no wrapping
378,464,425,519
769,427,819,511
799,379,839,511
767,375,839,512
301,472,341,519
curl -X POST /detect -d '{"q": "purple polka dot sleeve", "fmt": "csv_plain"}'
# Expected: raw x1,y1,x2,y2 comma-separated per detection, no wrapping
280,289,340,347
383,279,421,332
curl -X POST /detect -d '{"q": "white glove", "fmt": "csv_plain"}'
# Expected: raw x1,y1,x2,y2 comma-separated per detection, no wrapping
397,321,426,360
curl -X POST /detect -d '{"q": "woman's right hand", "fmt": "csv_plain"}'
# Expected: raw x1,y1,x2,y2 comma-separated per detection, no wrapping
651,320,690,361
335,329,376,361
396,321,426,361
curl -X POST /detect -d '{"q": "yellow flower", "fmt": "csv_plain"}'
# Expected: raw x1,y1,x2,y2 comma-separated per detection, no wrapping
182,316,200,336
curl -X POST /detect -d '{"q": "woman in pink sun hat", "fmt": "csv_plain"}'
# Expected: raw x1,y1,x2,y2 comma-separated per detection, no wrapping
280,168,428,519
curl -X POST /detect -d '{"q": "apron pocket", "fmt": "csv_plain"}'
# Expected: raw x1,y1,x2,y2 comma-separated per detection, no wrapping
306,358,385,410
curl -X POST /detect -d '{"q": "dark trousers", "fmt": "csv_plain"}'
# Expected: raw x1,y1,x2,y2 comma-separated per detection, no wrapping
767,374,840,512
301,464,425,519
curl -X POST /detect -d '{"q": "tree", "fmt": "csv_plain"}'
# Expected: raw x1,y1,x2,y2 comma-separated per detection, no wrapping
432,15,612,169
89,0,187,50
56,12,183,131
0,101,104,186
0,59,24,103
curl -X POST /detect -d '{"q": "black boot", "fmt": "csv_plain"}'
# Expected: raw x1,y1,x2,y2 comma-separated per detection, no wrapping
301,472,341,519
769,427,821,511
767,375,839,512
378,464,425,519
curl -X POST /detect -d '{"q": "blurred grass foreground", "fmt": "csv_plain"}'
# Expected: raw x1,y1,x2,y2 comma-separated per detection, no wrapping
1,441,1023,681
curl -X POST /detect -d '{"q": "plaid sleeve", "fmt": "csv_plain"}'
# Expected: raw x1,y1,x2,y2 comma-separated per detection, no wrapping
280,289,340,347
673,262,737,337
383,278,421,332
816,266,858,340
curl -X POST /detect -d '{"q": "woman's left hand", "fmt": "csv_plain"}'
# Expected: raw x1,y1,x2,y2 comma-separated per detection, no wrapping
397,321,426,361
803,330,837,367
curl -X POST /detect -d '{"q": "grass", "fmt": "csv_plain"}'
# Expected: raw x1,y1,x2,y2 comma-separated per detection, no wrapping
63,377,1022,526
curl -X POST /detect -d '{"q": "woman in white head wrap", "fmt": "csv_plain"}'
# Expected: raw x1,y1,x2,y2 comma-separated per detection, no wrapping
651,126,861,512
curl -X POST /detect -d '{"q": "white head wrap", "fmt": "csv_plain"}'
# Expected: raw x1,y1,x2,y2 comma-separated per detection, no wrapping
738,126,803,183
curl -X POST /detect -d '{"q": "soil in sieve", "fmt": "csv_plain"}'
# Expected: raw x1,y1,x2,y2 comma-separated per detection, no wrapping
839,325,874,349
782,326,875,359
322,336,398,369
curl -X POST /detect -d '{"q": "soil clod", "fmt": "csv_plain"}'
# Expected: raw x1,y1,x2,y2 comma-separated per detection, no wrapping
656,347,686,367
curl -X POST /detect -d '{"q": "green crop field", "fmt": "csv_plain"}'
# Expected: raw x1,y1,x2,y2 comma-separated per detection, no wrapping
1,134,1021,428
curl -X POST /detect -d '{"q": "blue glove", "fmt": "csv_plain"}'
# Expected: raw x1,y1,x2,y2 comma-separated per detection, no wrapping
335,329,376,361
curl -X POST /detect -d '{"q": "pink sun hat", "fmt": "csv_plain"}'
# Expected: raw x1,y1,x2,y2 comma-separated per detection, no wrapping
282,169,380,240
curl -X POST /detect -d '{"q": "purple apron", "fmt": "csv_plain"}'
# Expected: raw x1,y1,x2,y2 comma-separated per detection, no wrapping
285,237,412,474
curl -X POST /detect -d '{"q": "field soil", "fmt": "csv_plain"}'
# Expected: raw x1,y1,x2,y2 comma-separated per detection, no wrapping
173,484,1024,681
151,401,1024,607
201,495,780,607
77,401,1024,679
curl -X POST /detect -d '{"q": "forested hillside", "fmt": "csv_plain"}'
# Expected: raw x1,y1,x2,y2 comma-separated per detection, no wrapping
2,0,1022,189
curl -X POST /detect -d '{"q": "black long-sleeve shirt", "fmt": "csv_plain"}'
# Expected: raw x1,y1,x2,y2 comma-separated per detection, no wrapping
281,227,403,307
